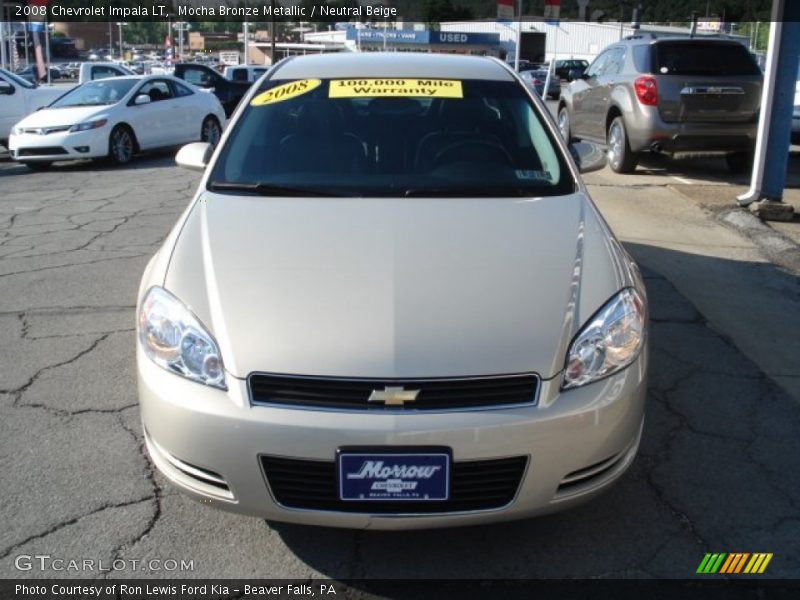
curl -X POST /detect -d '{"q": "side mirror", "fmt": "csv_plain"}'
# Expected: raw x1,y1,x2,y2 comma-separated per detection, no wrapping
134,94,151,105
569,141,606,174
176,142,213,172
0,82,14,95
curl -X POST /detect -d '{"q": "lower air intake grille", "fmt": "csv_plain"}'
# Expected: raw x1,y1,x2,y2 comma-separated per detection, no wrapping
261,455,528,514
18,147,68,156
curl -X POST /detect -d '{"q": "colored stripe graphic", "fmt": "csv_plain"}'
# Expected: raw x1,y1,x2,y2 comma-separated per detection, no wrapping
700,553,773,575
697,553,727,573
722,553,750,574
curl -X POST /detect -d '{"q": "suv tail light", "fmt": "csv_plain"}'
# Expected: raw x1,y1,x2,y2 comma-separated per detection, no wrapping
634,76,658,106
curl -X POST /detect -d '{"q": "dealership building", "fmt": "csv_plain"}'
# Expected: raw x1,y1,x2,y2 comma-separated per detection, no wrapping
302,20,750,63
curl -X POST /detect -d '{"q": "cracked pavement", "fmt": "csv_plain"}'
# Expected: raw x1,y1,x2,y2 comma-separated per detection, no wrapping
1,153,799,580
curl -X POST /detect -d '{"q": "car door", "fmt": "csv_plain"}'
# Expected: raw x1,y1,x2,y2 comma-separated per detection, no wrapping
126,79,177,149
0,73,24,141
168,79,203,144
586,47,626,140
570,50,610,139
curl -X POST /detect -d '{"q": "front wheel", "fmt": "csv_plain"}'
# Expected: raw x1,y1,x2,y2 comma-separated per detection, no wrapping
557,107,572,143
606,116,638,174
108,125,135,165
201,116,222,147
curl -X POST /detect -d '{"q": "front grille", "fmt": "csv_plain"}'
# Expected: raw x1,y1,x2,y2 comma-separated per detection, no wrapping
249,373,539,411
261,455,528,513
17,147,67,156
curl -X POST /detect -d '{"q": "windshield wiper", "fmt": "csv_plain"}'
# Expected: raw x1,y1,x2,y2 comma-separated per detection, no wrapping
208,181,346,197
403,186,531,198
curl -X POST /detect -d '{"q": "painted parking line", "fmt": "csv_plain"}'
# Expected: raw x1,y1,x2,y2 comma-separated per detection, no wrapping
671,176,694,185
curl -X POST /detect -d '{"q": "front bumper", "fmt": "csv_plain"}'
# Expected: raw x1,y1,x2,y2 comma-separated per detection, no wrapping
138,346,647,530
8,128,109,162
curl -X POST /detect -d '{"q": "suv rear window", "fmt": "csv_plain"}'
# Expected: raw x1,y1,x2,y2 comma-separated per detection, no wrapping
654,42,761,76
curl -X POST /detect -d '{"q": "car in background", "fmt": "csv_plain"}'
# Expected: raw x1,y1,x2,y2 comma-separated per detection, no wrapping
57,63,80,79
222,64,269,83
16,65,62,83
558,35,763,173
174,62,253,116
9,75,225,170
520,69,561,99
506,59,539,72
137,52,647,529
0,68,66,148
554,59,589,82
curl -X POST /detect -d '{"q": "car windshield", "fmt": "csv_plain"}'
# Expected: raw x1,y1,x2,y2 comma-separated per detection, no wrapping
655,42,761,76
0,67,35,89
210,77,574,197
50,79,136,108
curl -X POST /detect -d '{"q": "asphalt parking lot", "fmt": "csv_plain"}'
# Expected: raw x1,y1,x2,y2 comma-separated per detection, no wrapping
1,148,799,580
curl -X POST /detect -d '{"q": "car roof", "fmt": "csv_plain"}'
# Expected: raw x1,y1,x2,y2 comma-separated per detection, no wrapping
271,52,515,82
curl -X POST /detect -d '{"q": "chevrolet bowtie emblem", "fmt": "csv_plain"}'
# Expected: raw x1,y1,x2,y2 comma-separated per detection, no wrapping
368,386,420,406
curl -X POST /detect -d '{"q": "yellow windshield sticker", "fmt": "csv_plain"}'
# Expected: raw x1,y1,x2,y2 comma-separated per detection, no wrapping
329,79,463,99
250,79,322,106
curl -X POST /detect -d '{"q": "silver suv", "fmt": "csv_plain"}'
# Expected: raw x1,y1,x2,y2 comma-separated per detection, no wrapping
558,35,763,173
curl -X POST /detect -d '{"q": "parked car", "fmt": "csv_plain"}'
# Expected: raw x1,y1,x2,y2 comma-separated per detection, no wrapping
558,35,763,173
222,64,270,83
554,59,589,82
57,62,80,79
8,75,225,169
136,53,648,529
520,69,562,99
174,62,254,116
506,58,538,72
16,65,62,83
0,68,66,147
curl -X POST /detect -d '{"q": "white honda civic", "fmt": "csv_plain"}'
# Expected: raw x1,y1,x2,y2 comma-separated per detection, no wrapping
9,75,225,170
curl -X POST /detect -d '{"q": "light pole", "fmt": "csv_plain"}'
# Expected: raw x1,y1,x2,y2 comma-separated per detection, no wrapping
116,22,126,61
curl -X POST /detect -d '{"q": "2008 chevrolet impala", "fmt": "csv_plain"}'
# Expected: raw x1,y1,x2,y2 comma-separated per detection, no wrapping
136,52,648,529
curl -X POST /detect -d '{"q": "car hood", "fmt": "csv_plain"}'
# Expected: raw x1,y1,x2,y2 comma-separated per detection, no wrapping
164,192,634,380
16,105,110,128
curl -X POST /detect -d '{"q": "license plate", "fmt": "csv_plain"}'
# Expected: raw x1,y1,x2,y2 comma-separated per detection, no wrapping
337,451,450,501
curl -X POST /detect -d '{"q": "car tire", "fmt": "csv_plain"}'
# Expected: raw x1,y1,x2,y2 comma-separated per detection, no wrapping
725,151,753,174
201,116,222,147
557,107,573,143
108,125,136,165
606,116,638,174
24,161,52,171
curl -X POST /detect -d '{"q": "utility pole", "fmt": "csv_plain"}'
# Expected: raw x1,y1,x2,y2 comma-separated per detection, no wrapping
242,0,249,65
270,0,276,64
0,0,7,71
513,0,521,71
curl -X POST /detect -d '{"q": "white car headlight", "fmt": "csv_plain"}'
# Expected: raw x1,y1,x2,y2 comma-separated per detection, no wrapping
12,125,23,135
138,286,226,390
69,119,107,133
562,288,646,390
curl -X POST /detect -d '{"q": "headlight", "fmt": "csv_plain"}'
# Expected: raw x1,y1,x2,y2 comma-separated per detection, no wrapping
562,288,646,390
69,119,107,133
12,126,22,135
138,286,226,390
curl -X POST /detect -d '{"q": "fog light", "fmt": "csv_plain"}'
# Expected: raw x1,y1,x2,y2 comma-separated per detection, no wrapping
74,146,90,153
